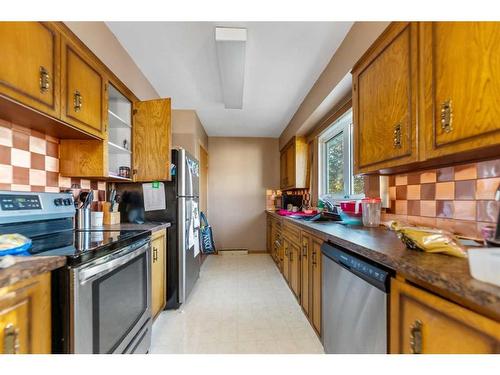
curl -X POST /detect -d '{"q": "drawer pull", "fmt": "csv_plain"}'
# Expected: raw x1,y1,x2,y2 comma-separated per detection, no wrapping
393,124,402,149
39,66,50,93
73,90,83,112
409,319,423,354
440,99,453,133
4,323,20,354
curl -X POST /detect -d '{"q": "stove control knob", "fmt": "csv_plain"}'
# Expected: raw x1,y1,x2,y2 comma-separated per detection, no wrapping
54,198,63,206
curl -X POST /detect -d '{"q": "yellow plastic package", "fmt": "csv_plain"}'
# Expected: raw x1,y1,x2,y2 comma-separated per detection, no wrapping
387,221,467,258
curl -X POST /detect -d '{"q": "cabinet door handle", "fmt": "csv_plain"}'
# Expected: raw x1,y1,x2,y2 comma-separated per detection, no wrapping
312,251,317,265
153,246,158,262
302,244,307,257
409,320,423,354
73,90,83,112
289,250,293,262
440,99,453,133
39,66,50,93
4,323,20,354
393,124,402,149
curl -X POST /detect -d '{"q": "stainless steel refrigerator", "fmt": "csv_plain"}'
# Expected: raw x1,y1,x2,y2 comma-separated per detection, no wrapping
163,149,201,308
114,148,201,309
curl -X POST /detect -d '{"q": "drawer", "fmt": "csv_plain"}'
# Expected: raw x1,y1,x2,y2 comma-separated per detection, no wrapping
390,279,500,354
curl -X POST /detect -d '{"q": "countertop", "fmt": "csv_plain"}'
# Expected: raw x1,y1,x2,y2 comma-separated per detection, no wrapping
266,210,500,321
101,222,171,232
0,256,66,289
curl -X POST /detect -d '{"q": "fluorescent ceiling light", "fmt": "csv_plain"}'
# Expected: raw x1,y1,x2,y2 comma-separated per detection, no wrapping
215,27,247,109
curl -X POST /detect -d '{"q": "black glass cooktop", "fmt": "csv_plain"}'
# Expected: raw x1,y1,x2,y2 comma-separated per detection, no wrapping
26,229,151,266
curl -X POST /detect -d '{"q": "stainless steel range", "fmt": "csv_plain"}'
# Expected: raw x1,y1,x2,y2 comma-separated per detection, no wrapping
0,191,152,354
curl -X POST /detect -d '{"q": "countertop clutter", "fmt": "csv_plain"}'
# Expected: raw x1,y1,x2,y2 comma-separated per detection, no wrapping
266,210,500,321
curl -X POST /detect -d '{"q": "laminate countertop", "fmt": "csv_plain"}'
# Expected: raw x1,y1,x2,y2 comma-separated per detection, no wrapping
0,256,66,289
266,210,500,322
101,222,171,233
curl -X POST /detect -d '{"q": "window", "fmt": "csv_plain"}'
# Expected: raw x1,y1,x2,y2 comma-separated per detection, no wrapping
319,109,364,199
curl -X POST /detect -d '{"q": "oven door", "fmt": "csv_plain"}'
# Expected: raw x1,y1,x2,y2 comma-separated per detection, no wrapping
71,239,152,354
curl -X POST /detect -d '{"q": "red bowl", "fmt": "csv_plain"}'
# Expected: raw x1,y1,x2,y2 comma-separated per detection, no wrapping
340,201,363,214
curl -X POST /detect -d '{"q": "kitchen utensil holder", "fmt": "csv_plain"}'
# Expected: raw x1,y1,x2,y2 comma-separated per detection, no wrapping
76,208,91,230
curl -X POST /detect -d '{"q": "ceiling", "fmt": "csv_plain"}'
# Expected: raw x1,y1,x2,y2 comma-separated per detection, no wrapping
106,22,353,137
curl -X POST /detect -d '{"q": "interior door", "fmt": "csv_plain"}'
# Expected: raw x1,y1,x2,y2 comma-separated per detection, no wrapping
421,22,500,159
133,98,171,182
353,22,418,173
0,22,60,117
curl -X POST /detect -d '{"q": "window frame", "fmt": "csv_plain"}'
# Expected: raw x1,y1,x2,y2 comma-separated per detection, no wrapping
318,108,364,200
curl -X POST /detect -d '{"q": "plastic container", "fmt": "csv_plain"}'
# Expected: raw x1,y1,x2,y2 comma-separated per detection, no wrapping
339,211,363,225
91,211,104,227
361,198,382,227
468,248,500,287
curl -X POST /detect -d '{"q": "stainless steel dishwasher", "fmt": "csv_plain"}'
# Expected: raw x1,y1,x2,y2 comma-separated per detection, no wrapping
321,242,392,354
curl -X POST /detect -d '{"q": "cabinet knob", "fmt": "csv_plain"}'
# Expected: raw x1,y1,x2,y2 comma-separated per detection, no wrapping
39,66,50,93
440,99,453,133
73,90,83,112
409,319,423,354
3,323,20,354
393,124,402,149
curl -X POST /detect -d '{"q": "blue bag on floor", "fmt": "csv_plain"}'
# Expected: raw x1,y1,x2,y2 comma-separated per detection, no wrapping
200,212,216,254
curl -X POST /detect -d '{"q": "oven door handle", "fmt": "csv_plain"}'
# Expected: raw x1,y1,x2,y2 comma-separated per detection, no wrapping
78,243,149,285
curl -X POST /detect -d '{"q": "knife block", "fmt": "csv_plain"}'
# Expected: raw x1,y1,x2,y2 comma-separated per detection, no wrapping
103,202,121,225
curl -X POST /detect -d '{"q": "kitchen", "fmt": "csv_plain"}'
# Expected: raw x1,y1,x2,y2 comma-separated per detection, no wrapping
1,1,500,372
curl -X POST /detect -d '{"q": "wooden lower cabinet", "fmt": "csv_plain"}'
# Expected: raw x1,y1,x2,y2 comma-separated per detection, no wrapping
288,241,301,300
0,273,51,354
151,229,167,320
390,279,500,354
282,238,290,283
300,232,311,316
310,236,322,336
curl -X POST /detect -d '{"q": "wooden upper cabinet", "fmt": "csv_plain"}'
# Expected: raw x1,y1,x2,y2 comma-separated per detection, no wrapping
0,22,60,117
353,22,418,174
61,36,106,139
420,22,500,160
132,98,172,182
391,279,500,354
280,136,308,190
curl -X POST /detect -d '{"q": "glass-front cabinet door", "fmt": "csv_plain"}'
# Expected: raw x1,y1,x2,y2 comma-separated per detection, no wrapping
107,84,132,180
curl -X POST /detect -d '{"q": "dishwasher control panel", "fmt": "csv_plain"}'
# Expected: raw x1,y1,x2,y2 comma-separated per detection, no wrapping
321,241,391,292
337,252,388,283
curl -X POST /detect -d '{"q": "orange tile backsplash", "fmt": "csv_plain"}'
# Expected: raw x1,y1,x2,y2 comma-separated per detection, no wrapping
0,120,107,201
383,160,500,239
